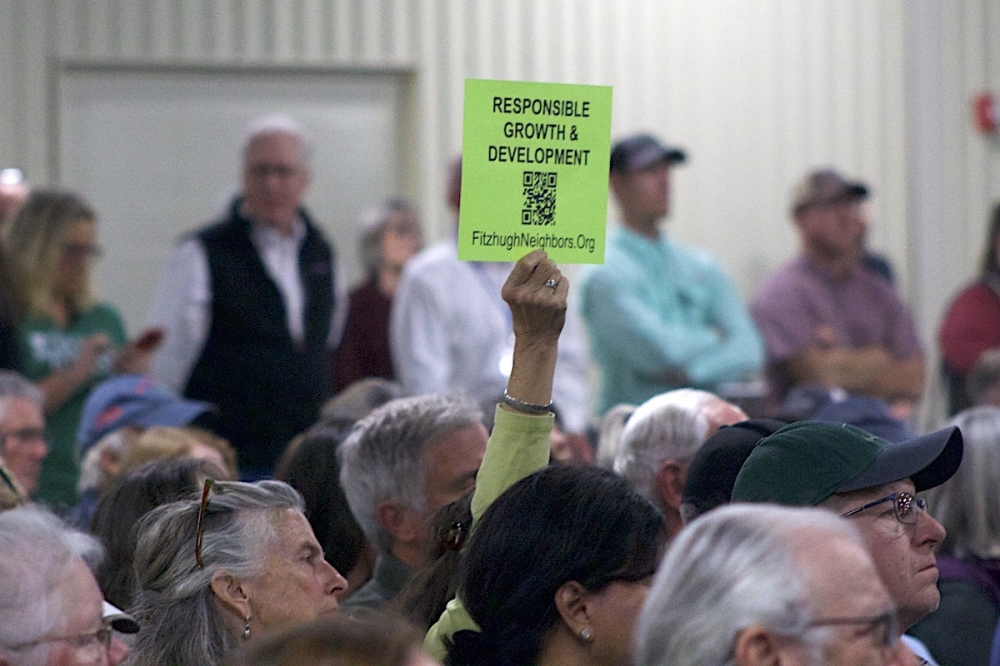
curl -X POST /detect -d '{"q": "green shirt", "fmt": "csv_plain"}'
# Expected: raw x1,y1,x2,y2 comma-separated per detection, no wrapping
20,303,126,509
424,405,553,660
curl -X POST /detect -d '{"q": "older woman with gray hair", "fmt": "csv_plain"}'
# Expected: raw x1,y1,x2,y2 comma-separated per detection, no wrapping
127,479,347,666
908,406,1000,666
331,198,422,392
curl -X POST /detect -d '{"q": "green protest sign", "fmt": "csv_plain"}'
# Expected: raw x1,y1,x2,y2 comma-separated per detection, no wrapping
458,78,612,263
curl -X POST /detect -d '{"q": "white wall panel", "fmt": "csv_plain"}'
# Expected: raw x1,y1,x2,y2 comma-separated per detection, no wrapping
3,0,1000,420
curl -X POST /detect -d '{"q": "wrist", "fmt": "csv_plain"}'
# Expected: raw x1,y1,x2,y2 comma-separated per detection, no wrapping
502,390,553,415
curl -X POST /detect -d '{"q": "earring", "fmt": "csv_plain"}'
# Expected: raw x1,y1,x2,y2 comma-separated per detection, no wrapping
243,616,251,640
580,627,593,642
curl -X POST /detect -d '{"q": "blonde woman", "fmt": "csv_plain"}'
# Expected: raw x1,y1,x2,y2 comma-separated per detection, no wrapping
5,189,158,508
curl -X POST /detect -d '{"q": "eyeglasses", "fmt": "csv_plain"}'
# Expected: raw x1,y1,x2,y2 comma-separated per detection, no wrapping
9,623,112,652
841,491,928,525
195,478,216,569
0,427,47,445
61,242,103,260
807,610,899,648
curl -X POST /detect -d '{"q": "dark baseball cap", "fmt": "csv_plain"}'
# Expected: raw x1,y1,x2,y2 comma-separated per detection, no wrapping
790,169,868,215
609,134,686,173
77,374,213,456
681,418,788,520
731,421,963,506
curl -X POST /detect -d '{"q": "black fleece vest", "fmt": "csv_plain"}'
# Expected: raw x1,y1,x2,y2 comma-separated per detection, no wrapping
184,199,335,472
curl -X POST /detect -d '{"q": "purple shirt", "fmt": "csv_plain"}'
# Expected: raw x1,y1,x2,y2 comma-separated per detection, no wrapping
751,256,923,401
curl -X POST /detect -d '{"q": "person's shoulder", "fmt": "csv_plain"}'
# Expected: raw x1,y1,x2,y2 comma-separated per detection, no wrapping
750,259,805,310
401,241,463,280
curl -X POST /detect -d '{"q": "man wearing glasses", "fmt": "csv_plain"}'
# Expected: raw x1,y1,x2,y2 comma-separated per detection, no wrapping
0,371,48,500
0,506,130,666
731,420,963,665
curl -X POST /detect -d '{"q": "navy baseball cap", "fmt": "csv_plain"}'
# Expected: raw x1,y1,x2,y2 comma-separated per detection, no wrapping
77,374,213,456
610,134,686,173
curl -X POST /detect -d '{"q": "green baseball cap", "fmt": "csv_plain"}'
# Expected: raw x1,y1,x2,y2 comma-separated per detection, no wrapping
731,421,963,506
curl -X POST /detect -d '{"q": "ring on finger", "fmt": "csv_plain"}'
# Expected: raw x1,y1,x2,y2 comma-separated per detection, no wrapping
544,278,558,289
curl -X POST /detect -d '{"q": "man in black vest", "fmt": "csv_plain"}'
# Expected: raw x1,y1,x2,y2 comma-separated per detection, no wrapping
149,116,343,476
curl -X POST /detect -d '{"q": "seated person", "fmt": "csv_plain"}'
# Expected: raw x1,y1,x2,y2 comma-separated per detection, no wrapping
128,479,348,666
613,388,745,539
751,169,923,417
0,505,130,665
635,504,910,666
939,202,1000,413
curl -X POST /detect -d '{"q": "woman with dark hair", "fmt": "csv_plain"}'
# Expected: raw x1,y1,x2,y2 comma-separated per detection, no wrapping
390,490,473,629
449,466,665,666
91,457,222,610
275,422,376,596
422,250,666,666
940,202,1000,413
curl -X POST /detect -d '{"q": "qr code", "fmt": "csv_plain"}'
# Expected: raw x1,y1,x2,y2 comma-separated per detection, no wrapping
521,171,557,225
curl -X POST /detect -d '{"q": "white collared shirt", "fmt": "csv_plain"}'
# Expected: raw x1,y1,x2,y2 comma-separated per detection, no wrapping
148,216,346,393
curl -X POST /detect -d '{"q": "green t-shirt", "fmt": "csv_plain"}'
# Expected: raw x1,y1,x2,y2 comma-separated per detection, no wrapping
19,303,126,509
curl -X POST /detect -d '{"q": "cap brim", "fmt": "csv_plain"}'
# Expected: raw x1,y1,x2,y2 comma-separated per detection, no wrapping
103,601,140,634
131,400,214,430
837,426,963,493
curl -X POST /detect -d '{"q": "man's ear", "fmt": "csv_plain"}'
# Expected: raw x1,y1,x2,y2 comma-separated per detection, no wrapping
655,460,686,511
553,580,592,637
375,501,420,545
98,446,123,479
210,570,252,621
733,625,784,666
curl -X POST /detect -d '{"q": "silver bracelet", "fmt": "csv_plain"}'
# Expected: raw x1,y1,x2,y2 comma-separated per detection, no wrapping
502,390,553,415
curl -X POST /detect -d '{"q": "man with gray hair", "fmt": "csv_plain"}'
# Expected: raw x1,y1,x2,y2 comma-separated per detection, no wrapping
339,393,487,612
149,115,345,476
0,370,47,500
613,388,745,538
0,505,129,666
636,504,910,666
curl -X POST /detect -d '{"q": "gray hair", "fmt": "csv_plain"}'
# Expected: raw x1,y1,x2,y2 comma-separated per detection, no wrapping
241,114,313,165
357,198,422,276
595,403,636,469
128,479,304,666
930,406,1000,558
613,389,721,502
0,506,103,666
968,348,1000,406
339,394,483,552
635,504,860,666
0,370,43,423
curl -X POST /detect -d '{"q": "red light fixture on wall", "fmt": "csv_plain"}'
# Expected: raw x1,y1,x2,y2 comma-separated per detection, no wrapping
974,91,998,134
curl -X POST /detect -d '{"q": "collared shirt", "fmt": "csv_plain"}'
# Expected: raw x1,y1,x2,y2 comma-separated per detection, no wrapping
389,239,590,433
341,552,413,614
751,255,923,402
579,226,764,414
148,212,346,393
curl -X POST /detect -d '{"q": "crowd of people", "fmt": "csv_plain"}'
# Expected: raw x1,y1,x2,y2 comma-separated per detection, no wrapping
0,116,999,666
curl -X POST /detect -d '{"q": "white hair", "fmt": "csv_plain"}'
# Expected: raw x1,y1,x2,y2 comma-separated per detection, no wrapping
241,114,313,165
0,506,103,666
613,389,722,502
635,504,862,666
0,371,43,424
338,394,482,553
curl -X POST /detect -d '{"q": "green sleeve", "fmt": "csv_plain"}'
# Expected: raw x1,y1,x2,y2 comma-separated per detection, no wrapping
423,405,553,660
